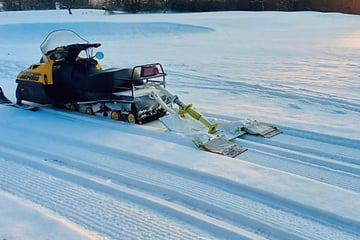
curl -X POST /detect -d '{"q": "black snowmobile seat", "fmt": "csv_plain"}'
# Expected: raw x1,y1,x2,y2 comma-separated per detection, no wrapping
88,68,143,92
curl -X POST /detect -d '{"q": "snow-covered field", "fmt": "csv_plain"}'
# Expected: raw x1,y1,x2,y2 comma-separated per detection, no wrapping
0,9,360,240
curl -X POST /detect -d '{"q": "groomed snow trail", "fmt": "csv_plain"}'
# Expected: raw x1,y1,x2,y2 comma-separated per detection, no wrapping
0,106,359,239
1,9,360,240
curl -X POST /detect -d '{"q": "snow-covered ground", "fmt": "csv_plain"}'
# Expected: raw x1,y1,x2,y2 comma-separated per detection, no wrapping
0,9,359,240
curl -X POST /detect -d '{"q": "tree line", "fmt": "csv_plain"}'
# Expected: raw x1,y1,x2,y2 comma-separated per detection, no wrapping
1,0,359,14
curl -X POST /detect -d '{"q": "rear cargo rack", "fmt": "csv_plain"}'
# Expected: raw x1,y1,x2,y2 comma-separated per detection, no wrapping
128,63,167,98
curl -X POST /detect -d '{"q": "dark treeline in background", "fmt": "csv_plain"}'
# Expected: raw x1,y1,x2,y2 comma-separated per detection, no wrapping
1,0,359,14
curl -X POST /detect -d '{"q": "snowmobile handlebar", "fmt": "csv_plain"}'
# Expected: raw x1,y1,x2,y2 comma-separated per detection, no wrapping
59,43,102,62
64,43,101,51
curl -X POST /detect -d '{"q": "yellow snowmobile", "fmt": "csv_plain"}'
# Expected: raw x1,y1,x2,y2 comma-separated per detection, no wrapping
15,29,170,123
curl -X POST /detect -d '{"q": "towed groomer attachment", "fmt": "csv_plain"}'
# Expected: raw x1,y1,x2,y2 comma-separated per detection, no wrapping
150,85,218,134
150,85,280,157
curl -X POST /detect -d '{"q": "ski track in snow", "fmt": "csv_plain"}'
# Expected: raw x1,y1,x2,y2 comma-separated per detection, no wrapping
0,106,359,239
168,71,360,114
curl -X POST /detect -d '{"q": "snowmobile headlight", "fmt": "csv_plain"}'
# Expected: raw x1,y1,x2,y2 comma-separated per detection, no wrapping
95,51,104,60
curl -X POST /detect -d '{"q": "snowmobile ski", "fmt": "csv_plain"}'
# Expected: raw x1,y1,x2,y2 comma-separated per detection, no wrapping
0,87,38,111
1,102,38,111
10,103,38,111
0,87,11,104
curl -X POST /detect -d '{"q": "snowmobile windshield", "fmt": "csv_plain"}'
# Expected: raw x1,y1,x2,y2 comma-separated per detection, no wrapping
40,30,89,55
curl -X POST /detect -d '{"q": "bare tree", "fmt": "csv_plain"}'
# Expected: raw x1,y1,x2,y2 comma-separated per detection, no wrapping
250,0,265,11
160,0,168,13
122,0,141,13
3,0,25,10
67,0,74,14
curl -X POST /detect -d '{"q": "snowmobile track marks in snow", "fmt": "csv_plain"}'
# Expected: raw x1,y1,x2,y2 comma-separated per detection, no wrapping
0,149,266,240
0,135,359,240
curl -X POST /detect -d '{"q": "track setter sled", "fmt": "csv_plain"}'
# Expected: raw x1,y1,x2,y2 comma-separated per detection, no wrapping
0,30,280,157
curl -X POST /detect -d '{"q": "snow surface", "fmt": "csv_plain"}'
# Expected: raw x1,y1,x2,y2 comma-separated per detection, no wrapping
0,9,360,240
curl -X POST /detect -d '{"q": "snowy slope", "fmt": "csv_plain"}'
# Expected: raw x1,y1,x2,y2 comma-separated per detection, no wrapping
0,9,360,240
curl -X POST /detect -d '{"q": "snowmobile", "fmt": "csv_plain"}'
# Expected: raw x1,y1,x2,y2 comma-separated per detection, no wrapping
14,29,170,123
0,29,280,157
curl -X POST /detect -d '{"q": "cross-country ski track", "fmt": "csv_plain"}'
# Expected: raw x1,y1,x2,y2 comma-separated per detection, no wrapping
0,105,359,239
